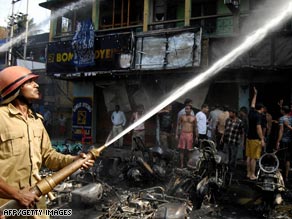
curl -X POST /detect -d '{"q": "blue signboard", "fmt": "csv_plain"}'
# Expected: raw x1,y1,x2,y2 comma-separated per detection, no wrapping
72,19,95,67
72,97,92,141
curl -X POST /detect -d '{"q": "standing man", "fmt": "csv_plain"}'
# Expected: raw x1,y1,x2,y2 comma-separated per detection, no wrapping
238,106,249,160
196,104,209,140
0,66,94,218
176,105,198,168
216,105,230,150
208,104,222,142
177,98,195,121
131,104,145,150
157,104,173,150
276,105,292,182
221,108,244,174
111,104,126,148
246,87,265,180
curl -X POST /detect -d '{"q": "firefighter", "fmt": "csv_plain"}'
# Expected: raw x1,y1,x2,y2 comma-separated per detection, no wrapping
0,66,94,219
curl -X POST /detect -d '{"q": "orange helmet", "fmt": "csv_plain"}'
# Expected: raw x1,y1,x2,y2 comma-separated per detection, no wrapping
0,66,39,103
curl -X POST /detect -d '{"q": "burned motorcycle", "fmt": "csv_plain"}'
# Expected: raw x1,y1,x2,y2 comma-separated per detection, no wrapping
125,137,174,185
255,152,285,218
97,186,193,219
167,139,229,209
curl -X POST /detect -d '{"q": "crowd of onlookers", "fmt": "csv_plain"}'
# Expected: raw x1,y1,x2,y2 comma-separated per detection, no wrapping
110,87,292,182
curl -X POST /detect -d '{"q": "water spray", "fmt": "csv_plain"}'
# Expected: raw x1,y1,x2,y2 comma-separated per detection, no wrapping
0,0,95,53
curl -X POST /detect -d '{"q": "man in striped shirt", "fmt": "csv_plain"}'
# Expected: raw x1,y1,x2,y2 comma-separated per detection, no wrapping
221,108,244,173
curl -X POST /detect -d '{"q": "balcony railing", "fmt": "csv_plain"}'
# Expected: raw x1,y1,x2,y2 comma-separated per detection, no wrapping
52,13,236,42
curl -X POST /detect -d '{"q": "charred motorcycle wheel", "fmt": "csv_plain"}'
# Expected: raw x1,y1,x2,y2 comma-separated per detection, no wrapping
194,177,211,209
195,176,222,209
167,177,197,200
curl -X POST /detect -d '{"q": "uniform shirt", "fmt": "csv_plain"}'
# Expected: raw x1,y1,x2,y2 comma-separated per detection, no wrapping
223,117,244,145
0,103,74,206
111,110,126,126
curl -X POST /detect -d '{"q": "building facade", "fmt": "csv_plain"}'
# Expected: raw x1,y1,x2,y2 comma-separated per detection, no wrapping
40,0,292,145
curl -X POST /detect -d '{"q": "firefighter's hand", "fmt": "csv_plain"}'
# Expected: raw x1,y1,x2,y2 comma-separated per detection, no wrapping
76,153,95,169
15,188,40,208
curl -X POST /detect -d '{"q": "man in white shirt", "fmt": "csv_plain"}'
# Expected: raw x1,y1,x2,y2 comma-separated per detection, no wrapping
111,105,127,147
196,104,209,140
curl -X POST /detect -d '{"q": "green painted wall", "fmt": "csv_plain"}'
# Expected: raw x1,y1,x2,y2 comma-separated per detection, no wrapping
216,0,232,35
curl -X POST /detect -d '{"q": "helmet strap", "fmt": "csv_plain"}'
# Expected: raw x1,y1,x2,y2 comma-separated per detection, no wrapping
0,90,20,105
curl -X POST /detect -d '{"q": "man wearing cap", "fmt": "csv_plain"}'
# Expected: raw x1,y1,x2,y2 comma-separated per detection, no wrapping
0,66,94,218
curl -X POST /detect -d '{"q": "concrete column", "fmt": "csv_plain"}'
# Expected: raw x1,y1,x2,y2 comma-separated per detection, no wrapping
233,10,240,34
92,0,99,30
185,0,191,27
143,0,149,32
49,11,57,41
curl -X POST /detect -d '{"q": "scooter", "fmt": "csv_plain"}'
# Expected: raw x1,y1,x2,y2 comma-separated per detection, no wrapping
256,152,285,218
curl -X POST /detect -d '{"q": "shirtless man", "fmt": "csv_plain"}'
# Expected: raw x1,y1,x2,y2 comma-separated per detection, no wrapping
176,105,198,168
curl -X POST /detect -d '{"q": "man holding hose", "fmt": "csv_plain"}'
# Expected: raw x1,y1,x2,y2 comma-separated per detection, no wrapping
0,66,94,219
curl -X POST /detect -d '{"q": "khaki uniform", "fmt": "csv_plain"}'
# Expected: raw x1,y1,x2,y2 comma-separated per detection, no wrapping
0,104,74,219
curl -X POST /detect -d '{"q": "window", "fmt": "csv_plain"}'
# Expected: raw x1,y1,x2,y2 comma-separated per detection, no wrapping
55,4,92,36
191,0,217,33
191,1,217,18
61,17,73,33
56,5,74,36
99,0,143,29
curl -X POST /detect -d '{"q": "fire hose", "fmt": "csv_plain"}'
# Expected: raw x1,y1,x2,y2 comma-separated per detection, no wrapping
0,145,107,211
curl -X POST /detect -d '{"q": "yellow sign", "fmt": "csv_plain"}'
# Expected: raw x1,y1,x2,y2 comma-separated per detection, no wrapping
77,111,87,125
